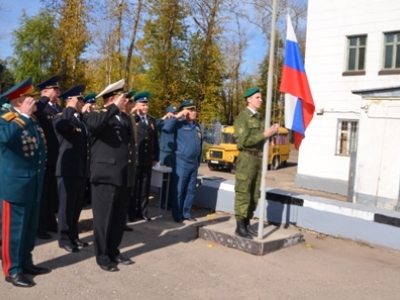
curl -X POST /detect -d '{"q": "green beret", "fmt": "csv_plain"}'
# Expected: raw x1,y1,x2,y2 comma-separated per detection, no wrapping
126,90,136,101
134,91,151,103
180,99,196,110
244,87,261,99
84,93,97,103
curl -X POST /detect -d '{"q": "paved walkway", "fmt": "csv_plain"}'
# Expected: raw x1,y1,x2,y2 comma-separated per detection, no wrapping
2,201,400,299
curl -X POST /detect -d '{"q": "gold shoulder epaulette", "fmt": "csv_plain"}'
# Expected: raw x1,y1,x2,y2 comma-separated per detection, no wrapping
101,108,107,112
56,112,62,116
1,111,18,122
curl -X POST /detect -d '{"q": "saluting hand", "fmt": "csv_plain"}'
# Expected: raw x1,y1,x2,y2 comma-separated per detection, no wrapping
66,97,79,110
20,96,37,116
82,103,93,113
162,112,174,120
176,109,189,119
114,94,127,111
130,106,137,114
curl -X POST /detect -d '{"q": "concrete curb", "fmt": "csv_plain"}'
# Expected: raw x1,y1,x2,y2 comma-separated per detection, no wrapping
194,177,400,251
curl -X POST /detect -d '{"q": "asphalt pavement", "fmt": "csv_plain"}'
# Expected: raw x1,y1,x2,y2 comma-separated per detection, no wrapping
2,200,400,299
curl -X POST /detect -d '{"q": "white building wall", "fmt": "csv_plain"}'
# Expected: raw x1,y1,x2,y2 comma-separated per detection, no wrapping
355,100,400,209
296,0,400,196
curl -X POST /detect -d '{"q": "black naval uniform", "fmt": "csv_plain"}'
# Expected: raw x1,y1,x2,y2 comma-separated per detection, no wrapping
83,104,135,267
53,107,90,250
128,114,159,220
35,96,62,235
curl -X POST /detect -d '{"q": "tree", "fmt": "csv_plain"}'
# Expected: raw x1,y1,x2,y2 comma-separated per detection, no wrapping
0,59,16,94
11,11,58,84
125,0,144,88
57,0,92,87
220,13,251,124
184,0,227,124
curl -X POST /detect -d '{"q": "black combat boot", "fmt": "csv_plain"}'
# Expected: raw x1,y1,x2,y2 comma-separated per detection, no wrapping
234,220,253,239
244,218,258,237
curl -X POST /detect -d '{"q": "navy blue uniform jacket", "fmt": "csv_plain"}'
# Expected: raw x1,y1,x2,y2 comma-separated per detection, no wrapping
83,104,135,187
53,107,90,178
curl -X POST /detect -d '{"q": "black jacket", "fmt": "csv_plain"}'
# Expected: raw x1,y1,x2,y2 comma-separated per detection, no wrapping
134,114,160,167
83,104,135,187
35,96,63,168
53,107,90,178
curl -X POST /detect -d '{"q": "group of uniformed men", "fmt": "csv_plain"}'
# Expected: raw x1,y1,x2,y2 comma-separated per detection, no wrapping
0,76,204,288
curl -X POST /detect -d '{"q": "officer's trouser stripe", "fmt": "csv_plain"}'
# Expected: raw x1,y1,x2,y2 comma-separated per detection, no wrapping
2,200,11,276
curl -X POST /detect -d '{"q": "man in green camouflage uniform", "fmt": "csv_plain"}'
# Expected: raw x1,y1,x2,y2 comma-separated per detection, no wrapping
233,87,280,239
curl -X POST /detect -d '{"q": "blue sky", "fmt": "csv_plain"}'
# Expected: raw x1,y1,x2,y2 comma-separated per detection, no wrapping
0,0,41,58
0,0,266,73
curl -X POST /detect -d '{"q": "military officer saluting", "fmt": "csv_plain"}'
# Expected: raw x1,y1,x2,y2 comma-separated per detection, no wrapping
82,92,97,206
54,85,92,253
155,105,178,209
84,93,97,110
83,79,135,271
233,87,279,239
163,100,203,223
0,78,50,288
34,75,62,239
128,91,159,222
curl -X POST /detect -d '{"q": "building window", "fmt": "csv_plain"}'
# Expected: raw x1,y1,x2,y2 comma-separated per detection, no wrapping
383,32,400,69
336,120,358,156
346,36,367,72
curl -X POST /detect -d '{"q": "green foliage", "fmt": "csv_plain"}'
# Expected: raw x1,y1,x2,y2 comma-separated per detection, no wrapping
137,0,189,117
6,0,308,126
57,0,91,88
0,59,16,94
11,11,58,84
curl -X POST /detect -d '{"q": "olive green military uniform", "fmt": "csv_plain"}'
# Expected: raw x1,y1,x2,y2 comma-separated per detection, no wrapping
233,108,265,221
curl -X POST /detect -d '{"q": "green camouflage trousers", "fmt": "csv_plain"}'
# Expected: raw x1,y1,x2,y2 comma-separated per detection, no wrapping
234,152,262,220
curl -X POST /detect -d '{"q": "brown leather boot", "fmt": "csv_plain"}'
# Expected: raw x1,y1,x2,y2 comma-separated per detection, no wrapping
234,220,253,239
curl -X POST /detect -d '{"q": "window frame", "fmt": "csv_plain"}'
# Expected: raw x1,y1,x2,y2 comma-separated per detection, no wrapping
379,31,400,75
344,35,367,75
335,119,359,157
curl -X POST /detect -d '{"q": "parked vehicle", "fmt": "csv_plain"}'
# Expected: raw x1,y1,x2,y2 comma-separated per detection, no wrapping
205,126,290,173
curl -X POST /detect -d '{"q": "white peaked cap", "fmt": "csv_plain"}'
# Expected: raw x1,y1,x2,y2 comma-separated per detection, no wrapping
96,79,125,99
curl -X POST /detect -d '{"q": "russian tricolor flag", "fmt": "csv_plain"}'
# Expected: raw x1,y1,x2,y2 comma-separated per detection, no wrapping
280,14,315,150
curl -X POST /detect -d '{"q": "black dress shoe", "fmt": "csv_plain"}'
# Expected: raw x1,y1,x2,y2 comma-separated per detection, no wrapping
184,217,197,222
123,225,134,232
47,227,58,233
173,217,183,223
74,239,89,247
5,273,35,288
99,264,119,272
61,245,79,253
143,216,152,222
37,232,52,240
114,256,134,265
23,265,51,275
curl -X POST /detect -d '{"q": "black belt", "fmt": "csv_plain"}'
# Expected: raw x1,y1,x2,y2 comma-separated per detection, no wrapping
242,150,263,158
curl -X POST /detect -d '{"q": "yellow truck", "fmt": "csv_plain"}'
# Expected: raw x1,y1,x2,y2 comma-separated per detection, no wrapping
205,126,290,173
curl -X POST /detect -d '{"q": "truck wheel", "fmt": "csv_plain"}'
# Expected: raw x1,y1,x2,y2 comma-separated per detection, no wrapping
230,162,236,174
208,162,216,171
271,156,280,170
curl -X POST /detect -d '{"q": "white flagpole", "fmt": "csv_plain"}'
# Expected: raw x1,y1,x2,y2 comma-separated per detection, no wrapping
258,0,278,239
